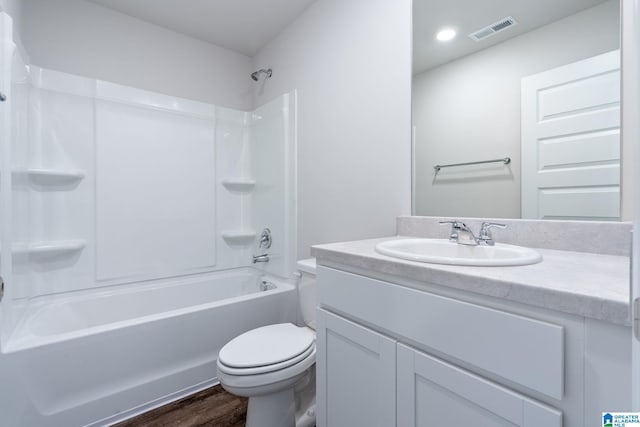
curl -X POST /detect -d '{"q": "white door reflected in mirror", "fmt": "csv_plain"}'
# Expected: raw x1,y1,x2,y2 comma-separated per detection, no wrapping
412,0,621,220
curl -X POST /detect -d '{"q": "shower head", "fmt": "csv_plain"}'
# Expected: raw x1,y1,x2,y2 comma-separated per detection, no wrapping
251,68,272,81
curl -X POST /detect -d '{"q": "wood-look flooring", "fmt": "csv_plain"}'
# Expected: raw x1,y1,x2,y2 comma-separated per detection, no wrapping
115,385,248,427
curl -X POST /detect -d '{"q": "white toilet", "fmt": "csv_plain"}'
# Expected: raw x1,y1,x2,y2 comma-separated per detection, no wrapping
217,258,317,427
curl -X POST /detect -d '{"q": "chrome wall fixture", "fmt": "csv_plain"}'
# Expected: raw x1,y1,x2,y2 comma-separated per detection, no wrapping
258,228,272,249
434,157,511,173
251,68,273,81
252,228,272,263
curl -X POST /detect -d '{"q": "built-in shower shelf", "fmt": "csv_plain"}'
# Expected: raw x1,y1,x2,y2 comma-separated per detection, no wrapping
221,179,256,193
12,239,86,256
16,168,85,184
221,230,257,245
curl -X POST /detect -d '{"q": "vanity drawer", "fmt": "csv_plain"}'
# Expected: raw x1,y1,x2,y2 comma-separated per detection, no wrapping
318,266,564,400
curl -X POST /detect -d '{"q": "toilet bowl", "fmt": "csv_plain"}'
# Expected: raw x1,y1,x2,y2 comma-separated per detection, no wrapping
216,259,317,427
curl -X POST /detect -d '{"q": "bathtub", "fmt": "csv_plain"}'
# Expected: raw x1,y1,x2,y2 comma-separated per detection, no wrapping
1,268,296,426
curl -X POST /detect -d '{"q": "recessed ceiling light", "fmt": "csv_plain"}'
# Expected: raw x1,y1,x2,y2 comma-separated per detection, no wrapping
436,28,457,42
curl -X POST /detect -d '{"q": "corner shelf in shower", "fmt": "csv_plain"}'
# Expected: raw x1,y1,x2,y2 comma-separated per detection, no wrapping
14,168,85,185
221,178,256,193
221,230,257,246
12,239,86,256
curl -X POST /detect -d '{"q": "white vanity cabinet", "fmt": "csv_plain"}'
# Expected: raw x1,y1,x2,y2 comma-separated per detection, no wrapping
397,344,561,426
316,309,397,427
315,265,631,427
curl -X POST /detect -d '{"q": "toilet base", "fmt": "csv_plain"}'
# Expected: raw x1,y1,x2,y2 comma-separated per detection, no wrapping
246,388,296,427
221,367,316,427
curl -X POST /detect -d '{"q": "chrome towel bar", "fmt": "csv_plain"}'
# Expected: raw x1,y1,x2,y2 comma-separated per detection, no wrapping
434,157,511,172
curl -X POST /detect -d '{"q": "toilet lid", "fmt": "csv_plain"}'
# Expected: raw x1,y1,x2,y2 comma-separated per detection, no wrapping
218,323,315,369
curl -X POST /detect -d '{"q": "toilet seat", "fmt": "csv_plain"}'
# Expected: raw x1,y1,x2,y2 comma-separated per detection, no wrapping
218,343,315,376
217,346,316,394
218,323,315,376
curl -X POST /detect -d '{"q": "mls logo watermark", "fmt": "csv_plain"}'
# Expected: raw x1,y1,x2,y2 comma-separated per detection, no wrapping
603,412,640,426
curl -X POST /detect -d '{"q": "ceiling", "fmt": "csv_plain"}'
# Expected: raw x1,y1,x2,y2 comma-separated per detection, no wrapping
413,0,611,74
86,0,317,56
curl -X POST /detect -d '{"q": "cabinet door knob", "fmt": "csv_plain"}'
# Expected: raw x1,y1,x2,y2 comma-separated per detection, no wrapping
0,92,6,102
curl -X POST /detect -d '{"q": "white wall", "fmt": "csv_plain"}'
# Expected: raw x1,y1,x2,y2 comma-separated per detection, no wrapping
413,1,620,218
0,0,27,58
0,0,19,20
0,0,20,31
22,0,253,110
252,0,413,257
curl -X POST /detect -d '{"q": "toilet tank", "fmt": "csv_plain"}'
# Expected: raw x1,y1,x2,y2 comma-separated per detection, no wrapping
296,258,317,330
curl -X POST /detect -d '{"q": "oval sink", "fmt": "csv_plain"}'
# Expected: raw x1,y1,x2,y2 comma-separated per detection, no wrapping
375,238,542,266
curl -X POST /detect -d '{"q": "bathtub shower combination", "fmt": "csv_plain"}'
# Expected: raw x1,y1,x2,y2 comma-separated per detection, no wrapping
0,12,297,426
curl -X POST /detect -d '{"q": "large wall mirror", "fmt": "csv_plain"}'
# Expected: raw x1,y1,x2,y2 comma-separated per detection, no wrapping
412,0,621,220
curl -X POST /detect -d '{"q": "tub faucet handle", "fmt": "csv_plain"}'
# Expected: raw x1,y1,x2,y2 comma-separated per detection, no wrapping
258,228,272,249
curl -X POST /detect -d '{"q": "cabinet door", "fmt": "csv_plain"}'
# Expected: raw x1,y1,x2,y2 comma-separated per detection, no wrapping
397,344,562,427
316,309,396,427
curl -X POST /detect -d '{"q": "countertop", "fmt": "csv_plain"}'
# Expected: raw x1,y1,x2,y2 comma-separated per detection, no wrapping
311,236,631,326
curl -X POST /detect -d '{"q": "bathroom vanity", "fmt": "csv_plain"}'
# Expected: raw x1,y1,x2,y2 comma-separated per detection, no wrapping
312,217,631,427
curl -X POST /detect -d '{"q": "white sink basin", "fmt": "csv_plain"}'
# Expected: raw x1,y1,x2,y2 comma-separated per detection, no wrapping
375,238,542,266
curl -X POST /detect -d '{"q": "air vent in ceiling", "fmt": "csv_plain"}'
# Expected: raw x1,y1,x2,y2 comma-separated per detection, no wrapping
469,16,518,42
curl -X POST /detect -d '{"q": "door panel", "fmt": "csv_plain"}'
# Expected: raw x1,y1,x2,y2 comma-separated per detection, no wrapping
522,50,620,220
397,344,562,427
316,309,396,427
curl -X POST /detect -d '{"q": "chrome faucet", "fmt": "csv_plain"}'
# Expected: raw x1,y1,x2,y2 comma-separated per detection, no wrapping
440,220,507,246
477,222,507,246
440,220,477,245
253,228,272,264
253,254,270,263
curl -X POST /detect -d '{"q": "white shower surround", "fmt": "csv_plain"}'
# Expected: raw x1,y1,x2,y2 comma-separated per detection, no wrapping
0,20,298,425
9,66,296,301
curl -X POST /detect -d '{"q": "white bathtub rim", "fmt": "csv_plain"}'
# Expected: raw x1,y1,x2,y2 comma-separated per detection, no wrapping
19,266,267,309
6,282,293,353
4,270,294,353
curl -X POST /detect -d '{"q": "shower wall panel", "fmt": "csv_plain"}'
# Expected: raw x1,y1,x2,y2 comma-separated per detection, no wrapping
95,90,216,284
8,53,29,323
215,106,252,267
5,66,295,302
250,93,297,279
21,81,95,298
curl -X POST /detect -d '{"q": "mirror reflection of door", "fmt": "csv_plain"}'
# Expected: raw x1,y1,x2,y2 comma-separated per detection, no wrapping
521,51,620,221
412,0,620,220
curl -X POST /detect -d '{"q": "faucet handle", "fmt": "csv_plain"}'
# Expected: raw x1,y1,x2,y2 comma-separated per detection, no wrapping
440,220,466,242
479,222,506,245
480,222,506,232
439,219,465,228
258,228,272,249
